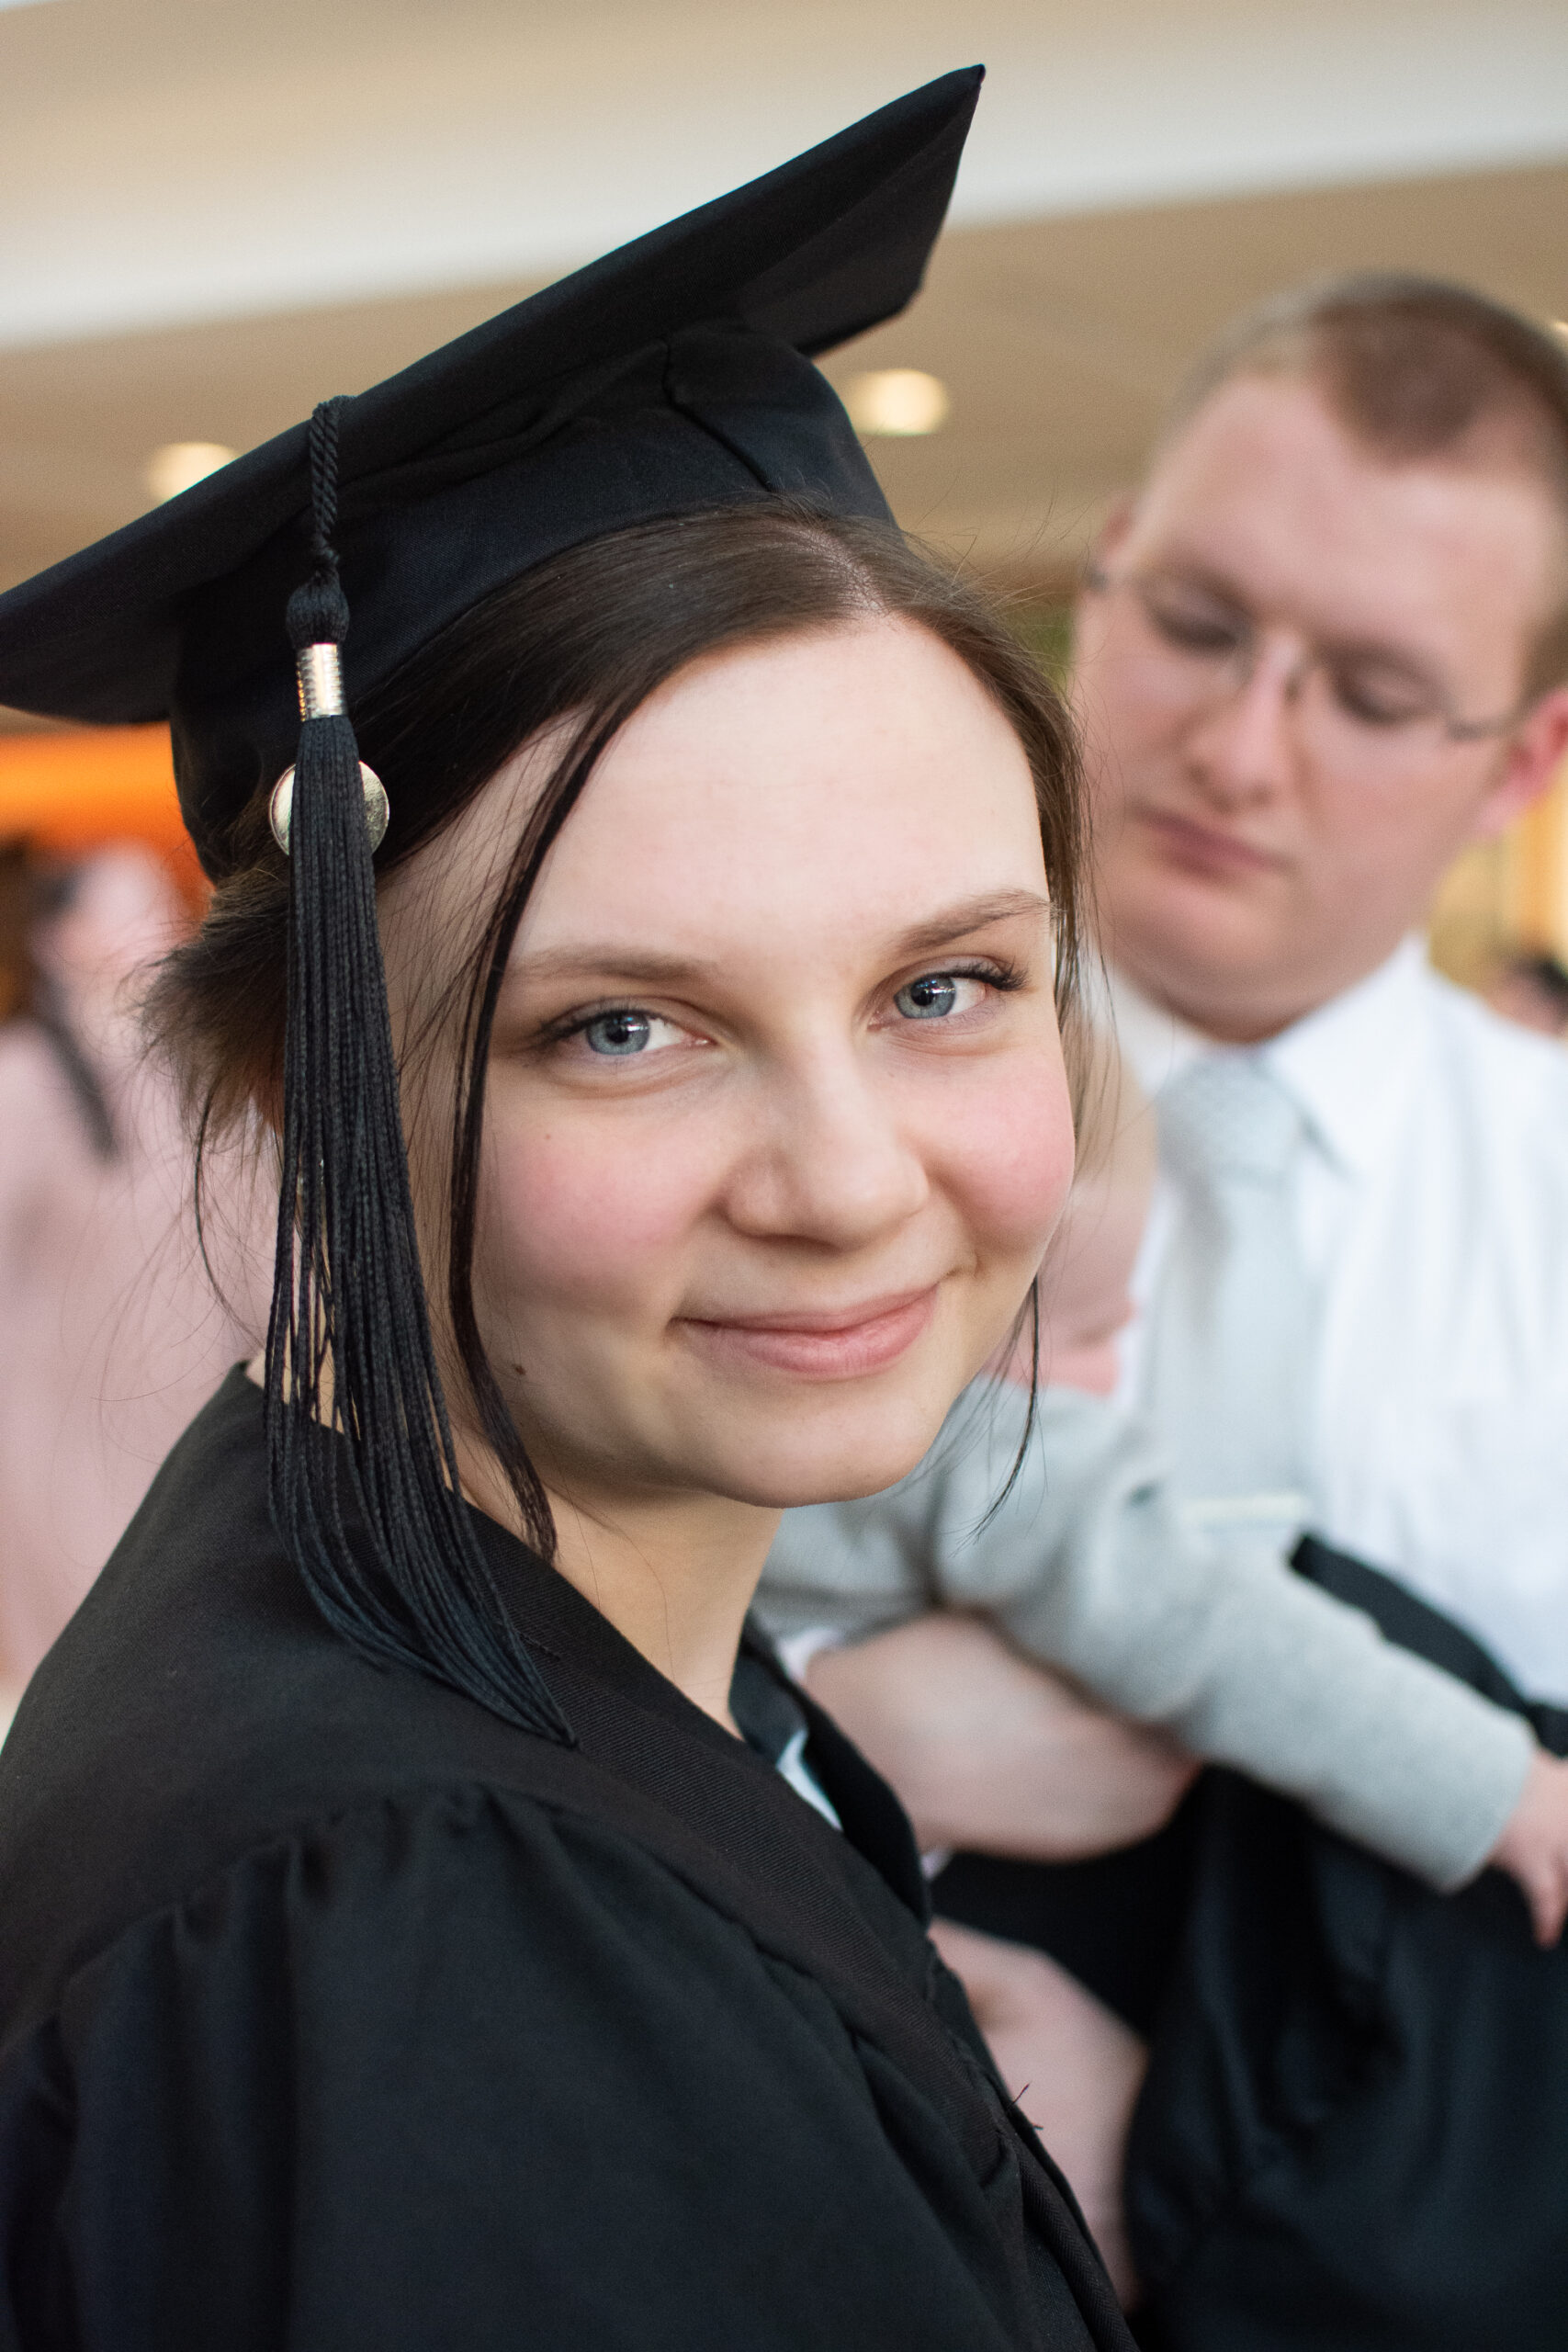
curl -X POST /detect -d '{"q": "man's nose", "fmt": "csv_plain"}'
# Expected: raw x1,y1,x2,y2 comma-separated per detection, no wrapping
722,1053,930,1250
1180,638,1305,807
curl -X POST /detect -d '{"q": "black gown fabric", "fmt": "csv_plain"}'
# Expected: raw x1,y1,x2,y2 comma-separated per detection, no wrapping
939,1540,1568,2352
0,1372,1132,2352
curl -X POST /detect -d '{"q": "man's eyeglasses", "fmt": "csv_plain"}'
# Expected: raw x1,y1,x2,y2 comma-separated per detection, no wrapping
1081,561,1531,774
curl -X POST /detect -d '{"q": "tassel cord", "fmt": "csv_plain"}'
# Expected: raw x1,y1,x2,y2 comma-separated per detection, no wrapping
265,401,571,1744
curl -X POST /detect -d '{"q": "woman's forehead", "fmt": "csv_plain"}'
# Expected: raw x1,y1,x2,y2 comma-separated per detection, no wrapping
510,617,1046,956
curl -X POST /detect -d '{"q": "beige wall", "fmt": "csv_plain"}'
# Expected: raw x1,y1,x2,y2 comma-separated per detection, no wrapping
1429,770,1568,986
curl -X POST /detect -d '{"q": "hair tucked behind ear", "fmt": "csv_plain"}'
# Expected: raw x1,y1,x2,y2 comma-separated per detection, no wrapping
151,503,1089,1592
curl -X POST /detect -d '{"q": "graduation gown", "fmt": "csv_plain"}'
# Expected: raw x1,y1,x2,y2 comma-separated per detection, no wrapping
938,1540,1568,2352
0,1370,1131,2352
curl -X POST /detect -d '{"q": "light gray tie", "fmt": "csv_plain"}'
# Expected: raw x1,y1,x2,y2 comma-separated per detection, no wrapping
1143,1051,1319,1515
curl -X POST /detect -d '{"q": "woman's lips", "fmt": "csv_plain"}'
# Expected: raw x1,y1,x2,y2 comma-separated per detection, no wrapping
679,1286,939,1381
1139,808,1284,879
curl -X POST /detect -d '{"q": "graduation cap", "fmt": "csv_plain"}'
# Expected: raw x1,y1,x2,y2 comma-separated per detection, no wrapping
0,68,983,1736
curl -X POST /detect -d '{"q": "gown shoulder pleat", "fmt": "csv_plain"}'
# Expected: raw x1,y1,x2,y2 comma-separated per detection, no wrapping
0,1371,1129,2352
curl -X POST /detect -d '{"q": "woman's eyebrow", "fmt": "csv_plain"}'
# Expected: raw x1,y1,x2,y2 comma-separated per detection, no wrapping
886,889,1051,961
506,890,1050,992
504,944,725,989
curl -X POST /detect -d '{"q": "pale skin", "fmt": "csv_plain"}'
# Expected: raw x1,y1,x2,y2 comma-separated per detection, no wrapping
1078,372,1568,1043
243,615,1101,2273
819,1071,1568,2307
801,394,1568,2298
369,615,1077,1734
811,375,1568,1947
807,1188,1185,2314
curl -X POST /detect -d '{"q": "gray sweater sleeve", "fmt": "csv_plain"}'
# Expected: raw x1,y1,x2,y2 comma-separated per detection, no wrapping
758,1382,1533,1891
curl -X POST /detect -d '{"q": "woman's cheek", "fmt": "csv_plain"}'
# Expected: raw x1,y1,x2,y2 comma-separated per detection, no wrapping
942,1052,1075,1260
477,1110,715,1315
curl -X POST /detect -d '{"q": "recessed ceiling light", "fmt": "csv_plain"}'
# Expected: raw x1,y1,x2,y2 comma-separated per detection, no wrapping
844,369,950,438
1552,321,1568,340
144,441,238,503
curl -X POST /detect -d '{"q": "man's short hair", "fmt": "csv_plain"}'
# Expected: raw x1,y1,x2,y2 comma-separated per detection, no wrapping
1163,274,1568,693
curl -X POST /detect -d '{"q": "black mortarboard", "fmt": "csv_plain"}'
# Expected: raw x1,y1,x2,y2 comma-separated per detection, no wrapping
0,69,983,1736
0,66,981,873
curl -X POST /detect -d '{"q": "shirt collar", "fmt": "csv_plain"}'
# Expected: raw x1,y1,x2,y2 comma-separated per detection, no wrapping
1106,936,1431,1182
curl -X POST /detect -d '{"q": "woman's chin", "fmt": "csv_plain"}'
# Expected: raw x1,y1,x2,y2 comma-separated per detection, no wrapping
703,1393,960,1512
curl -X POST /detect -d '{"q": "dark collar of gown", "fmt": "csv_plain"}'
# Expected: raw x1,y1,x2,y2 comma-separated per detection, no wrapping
0,1367,1128,2349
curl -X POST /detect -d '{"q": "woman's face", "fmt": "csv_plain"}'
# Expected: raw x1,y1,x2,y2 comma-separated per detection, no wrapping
389,616,1074,1521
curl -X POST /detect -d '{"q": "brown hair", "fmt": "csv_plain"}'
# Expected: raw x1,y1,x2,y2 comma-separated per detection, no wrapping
1164,272,1568,692
0,838,34,1026
152,503,1087,1555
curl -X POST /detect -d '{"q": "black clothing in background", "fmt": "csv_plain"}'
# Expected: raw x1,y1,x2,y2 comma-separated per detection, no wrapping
940,1538,1568,2352
0,1370,1132,2352
934,1803,1203,2041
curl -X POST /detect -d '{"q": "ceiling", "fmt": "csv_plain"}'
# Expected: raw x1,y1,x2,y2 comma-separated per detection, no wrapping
2,154,1563,620
0,0,1564,730
4,0,1564,346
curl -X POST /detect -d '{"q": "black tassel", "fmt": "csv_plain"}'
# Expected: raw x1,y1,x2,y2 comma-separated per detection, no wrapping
265,399,571,1744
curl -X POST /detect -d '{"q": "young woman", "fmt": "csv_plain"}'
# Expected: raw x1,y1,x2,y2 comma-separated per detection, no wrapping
0,74,1134,2351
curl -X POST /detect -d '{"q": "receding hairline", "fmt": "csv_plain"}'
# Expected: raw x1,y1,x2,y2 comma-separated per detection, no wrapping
1149,272,1568,693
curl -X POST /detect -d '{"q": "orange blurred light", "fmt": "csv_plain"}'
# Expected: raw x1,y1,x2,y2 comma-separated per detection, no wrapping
0,725,205,904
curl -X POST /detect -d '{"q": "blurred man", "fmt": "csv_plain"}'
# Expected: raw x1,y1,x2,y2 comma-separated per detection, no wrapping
806,277,1568,2348
1079,278,1568,1684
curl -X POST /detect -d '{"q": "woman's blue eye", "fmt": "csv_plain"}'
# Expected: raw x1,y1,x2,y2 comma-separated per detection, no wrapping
896,973,961,1020
582,1010,652,1056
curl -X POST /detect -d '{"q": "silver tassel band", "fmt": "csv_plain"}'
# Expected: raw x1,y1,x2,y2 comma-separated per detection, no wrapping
296,640,345,719
269,639,390,855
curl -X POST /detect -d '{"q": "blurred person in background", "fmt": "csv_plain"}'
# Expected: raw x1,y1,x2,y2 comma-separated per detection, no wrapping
806,276,1568,2349
1080,272,1568,1686
1486,944,1568,1035
0,838,267,1720
0,841,119,1152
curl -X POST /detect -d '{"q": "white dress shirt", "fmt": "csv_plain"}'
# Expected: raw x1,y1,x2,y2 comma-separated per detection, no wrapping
1114,938,1568,1704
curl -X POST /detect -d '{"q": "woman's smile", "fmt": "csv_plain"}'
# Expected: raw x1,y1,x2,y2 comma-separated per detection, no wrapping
676,1283,942,1381
423,616,1075,1525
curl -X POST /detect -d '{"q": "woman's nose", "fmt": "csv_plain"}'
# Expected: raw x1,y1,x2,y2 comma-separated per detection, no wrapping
722,1055,930,1250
